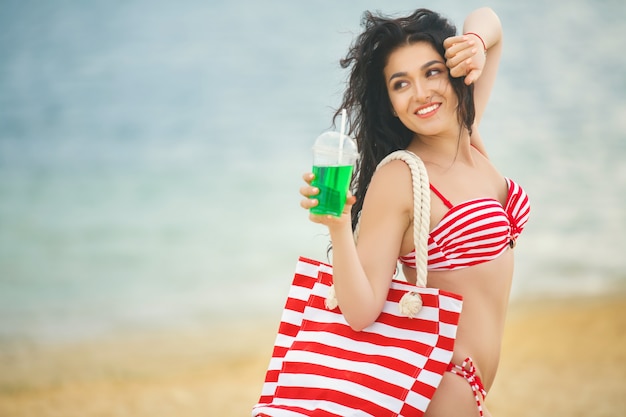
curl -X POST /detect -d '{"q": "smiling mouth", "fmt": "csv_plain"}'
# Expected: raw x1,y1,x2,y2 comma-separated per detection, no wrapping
415,103,440,117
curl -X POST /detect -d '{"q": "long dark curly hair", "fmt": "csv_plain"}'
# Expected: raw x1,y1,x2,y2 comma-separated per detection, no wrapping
333,9,476,231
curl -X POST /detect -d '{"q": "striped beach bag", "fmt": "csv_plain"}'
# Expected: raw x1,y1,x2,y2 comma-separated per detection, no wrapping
252,151,463,417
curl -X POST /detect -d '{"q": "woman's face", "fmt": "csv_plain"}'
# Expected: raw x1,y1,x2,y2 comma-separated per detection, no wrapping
384,41,458,138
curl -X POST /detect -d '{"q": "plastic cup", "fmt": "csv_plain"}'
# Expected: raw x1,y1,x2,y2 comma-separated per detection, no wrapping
310,131,358,217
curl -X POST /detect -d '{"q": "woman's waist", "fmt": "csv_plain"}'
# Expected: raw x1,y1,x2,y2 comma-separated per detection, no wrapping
450,298,509,391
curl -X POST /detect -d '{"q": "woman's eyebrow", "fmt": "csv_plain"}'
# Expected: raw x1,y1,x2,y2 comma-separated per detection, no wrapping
388,60,444,82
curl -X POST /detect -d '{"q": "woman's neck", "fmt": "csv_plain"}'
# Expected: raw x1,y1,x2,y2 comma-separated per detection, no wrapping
407,129,473,167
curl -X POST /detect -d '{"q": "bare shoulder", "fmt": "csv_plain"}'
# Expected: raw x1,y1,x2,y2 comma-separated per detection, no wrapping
369,159,413,203
360,159,414,223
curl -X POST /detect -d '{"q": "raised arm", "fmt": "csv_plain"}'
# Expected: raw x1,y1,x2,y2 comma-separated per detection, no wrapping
444,7,503,155
463,7,503,125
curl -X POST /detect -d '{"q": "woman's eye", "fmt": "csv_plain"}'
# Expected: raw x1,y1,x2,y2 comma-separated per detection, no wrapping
426,68,442,77
392,80,408,90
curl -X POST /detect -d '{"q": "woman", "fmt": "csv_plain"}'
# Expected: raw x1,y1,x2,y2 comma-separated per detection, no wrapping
300,7,530,417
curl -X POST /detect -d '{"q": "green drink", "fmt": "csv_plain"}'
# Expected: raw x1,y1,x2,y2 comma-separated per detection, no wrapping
310,125,358,218
310,165,354,217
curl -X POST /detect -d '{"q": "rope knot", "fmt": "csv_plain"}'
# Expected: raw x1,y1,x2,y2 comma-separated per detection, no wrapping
325,284,338,310
398,291,423,318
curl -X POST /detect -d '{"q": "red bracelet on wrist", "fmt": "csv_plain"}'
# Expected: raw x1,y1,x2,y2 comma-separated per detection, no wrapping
464,32,487,55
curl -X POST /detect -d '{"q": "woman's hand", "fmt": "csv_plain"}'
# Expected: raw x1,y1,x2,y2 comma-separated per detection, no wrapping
443,34,487,85
299,172,355,228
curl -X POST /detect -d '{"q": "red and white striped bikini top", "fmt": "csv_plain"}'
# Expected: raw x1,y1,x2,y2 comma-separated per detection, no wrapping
399,178,530,271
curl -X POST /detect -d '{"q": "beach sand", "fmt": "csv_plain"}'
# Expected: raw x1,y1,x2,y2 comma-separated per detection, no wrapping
0,295,624,417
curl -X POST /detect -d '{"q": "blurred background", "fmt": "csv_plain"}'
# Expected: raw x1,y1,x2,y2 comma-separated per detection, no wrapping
0,0,625,344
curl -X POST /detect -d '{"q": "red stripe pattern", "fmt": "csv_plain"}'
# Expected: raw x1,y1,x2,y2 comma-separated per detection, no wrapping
400,178,531,271
253,257,463,417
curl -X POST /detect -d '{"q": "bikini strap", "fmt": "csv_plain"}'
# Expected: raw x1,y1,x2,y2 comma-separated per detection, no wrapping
447,357,487,416
429,184,453,209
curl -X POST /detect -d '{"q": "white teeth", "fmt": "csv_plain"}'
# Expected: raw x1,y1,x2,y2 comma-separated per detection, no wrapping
417,104,438,115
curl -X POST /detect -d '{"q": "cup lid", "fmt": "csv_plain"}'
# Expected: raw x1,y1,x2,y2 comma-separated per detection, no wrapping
312,131,358,156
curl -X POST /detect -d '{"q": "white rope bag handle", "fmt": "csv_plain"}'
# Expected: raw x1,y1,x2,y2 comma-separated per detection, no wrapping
376,150,431,287
325,150,431,318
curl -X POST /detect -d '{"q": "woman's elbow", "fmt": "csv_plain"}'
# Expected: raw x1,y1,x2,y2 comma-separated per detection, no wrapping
344,312,378,332
347,321,369,332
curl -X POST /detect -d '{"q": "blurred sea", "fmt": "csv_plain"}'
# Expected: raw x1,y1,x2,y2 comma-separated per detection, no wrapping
1,0,625,343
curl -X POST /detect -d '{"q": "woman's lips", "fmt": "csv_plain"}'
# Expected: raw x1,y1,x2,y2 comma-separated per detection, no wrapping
414,103,441,118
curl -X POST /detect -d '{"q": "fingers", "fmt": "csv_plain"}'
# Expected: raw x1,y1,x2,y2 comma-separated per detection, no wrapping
446,46,478,71
464,68,480,85
300,172,357,228
301,198,318,210
444,35,485,83
443,35,466,49
444,36,475,58
447,48,478,71
302,172,314,184
300,189,355,212
307,197,354,226
300,193,318,208
299,173,319,209
445,36,476,64
300,173,317,198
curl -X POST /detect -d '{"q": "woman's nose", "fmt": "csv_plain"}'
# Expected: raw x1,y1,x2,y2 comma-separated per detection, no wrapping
413,80,430,102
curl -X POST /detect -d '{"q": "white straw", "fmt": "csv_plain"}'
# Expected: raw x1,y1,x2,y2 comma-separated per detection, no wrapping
339,108,346,164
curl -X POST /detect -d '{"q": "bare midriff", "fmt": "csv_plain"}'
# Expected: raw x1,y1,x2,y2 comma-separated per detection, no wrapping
402,248,514,391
